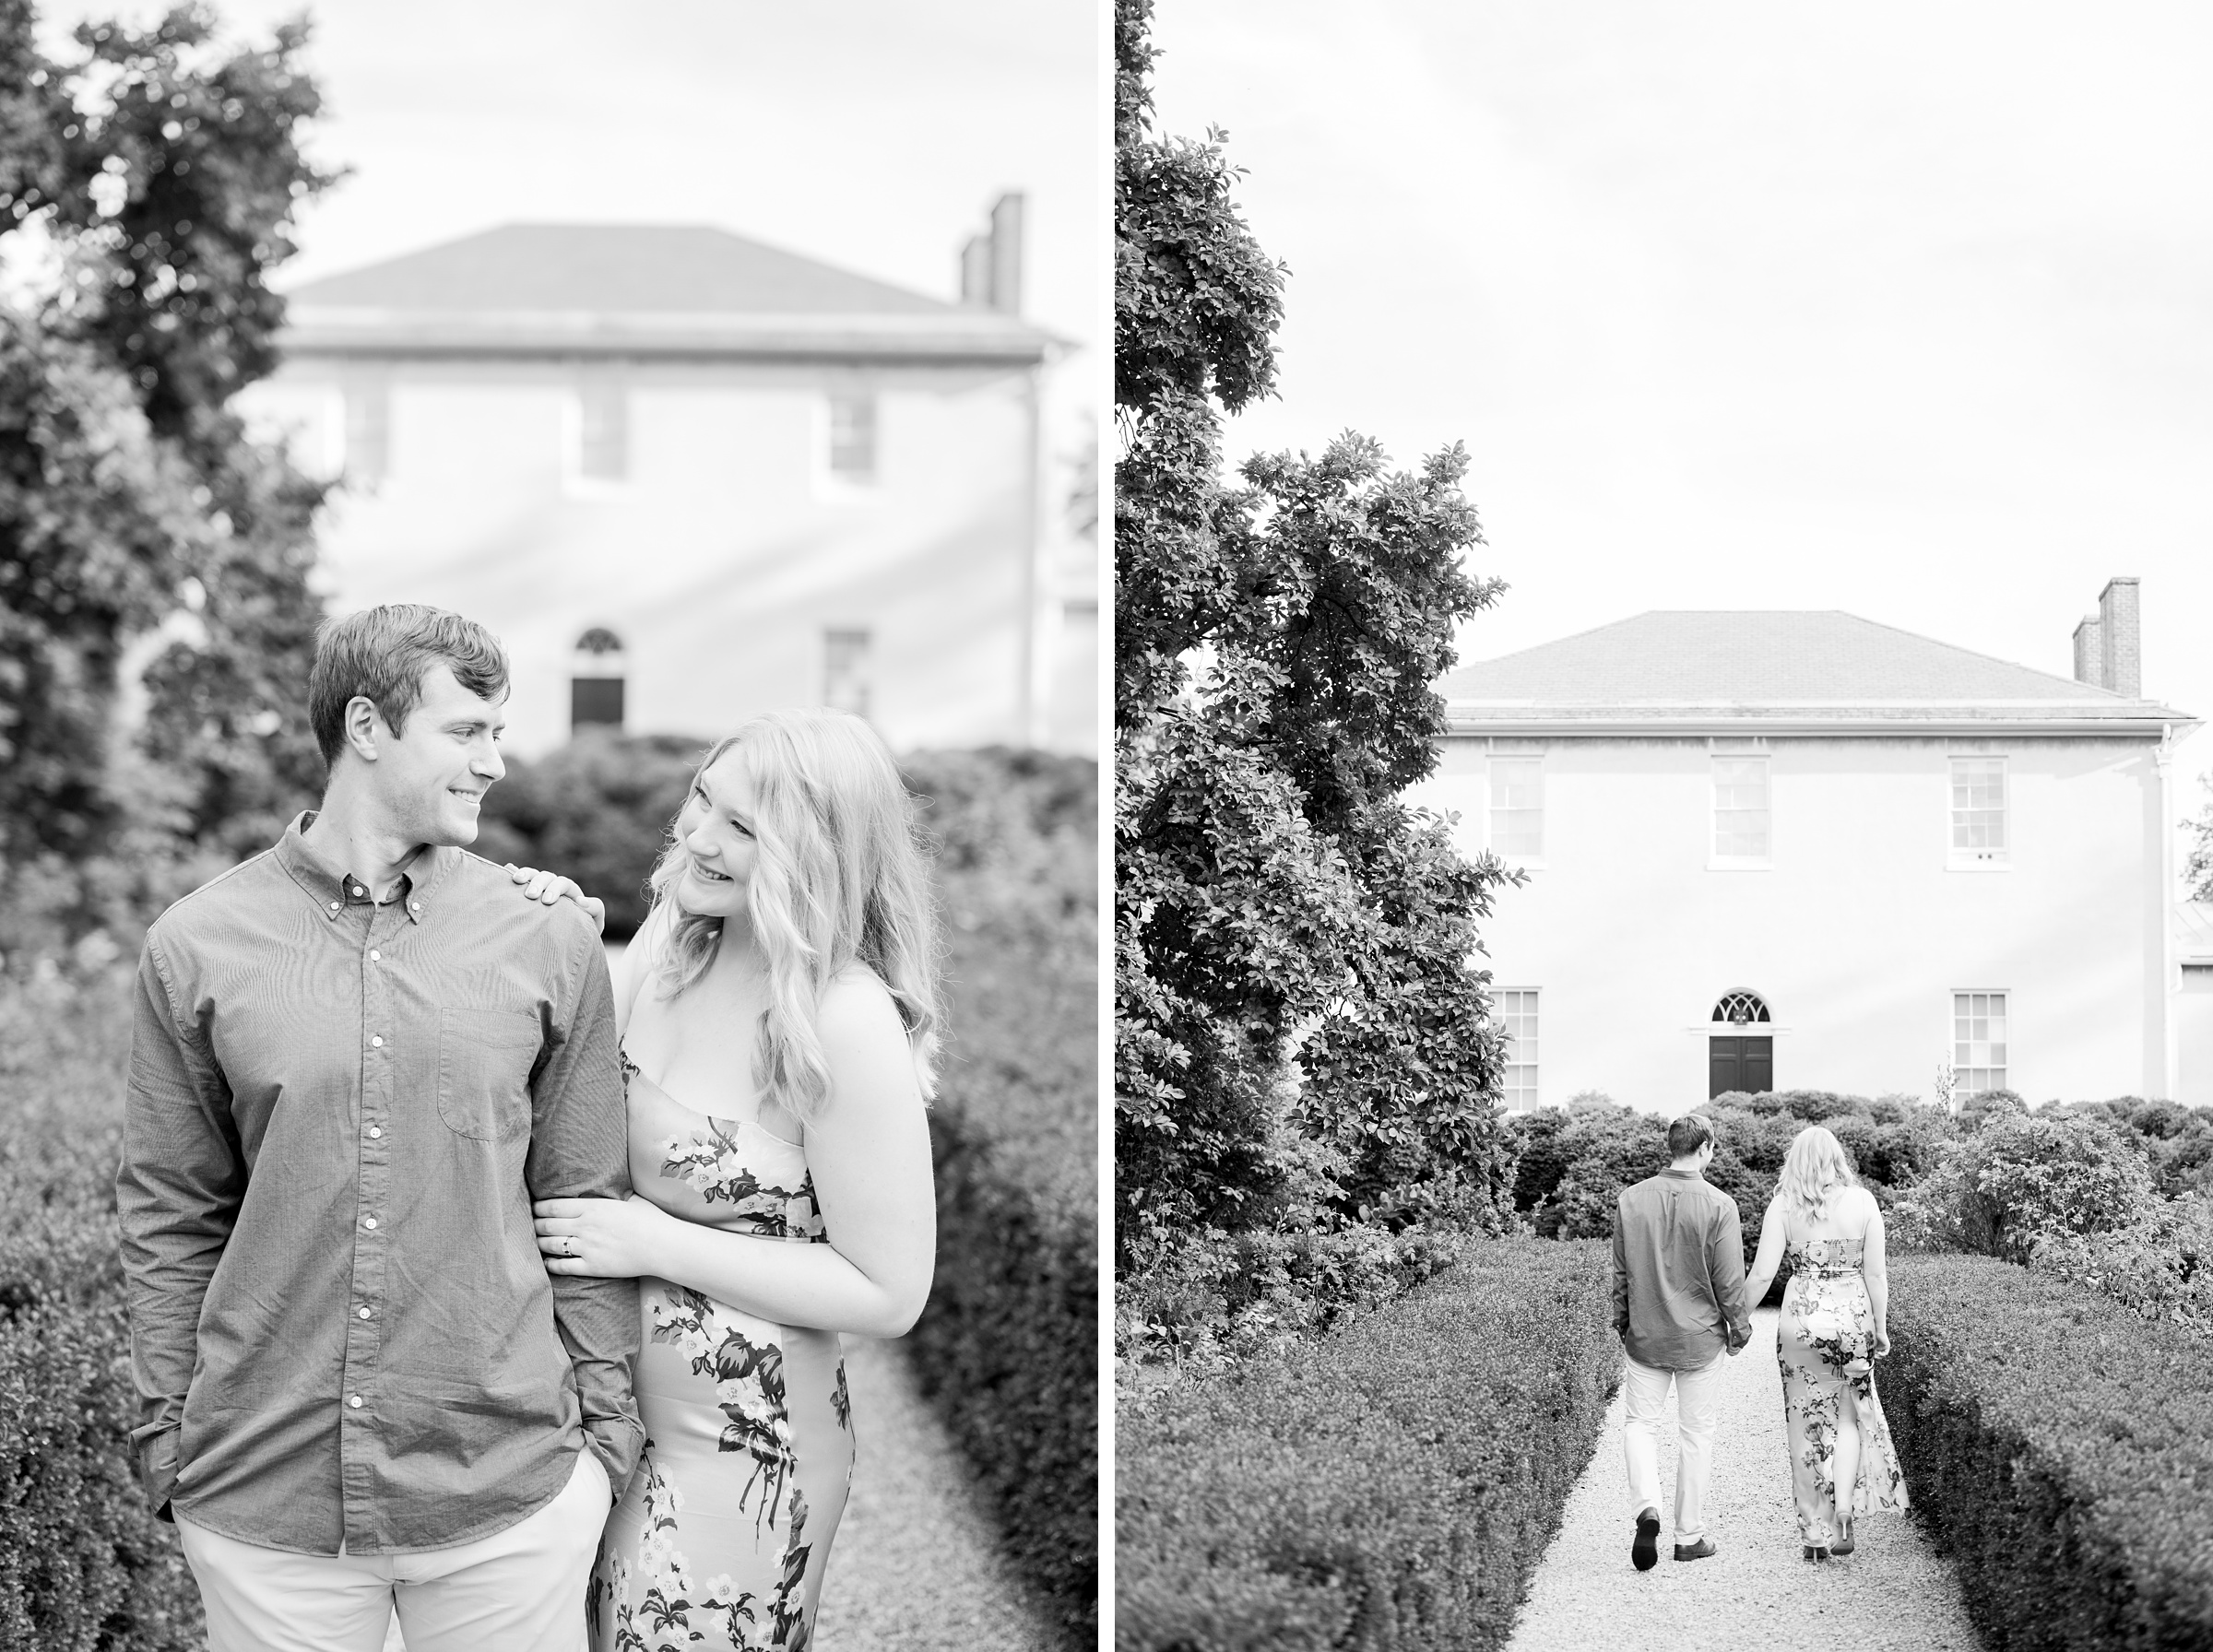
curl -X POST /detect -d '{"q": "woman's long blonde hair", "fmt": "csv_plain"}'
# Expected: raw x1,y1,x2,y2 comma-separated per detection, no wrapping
644,709,941,1120
1779,1125,1858,1222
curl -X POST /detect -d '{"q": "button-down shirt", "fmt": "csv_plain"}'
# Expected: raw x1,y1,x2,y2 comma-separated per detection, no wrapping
116,811,643,1554
1610,1167,1753,1370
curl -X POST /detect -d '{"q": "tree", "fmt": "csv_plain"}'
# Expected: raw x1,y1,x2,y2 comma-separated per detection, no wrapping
0,3,337,958
1115,0,1519,1307
2186,773,2213,903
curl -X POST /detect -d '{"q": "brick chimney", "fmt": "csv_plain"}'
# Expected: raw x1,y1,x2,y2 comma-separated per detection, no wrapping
957,191,1024,314
2099,576,2140,699
2072,611,2104,687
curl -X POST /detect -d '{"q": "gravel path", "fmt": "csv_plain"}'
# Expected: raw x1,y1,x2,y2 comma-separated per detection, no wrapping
1505,1307,1982,1652
384,1335,1050,1652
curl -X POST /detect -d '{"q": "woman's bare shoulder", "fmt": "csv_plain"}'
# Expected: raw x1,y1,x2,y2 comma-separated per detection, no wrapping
820,964,902,1037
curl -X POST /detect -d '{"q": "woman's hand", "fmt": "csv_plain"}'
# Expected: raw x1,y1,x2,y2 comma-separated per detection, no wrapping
507,863,607,935
535,1193,665,1279
1873,1327,1891,1358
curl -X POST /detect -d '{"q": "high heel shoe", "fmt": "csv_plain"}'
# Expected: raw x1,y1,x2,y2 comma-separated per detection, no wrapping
1803,1545,1830,1561
1832,1518,1855,1556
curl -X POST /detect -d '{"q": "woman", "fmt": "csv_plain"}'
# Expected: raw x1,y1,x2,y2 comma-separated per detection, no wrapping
518,709,940,1651
1741,1125,1909,1560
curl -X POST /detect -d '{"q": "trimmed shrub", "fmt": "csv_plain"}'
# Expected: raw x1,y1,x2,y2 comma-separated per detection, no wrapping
900,749,1098,1646
1882,1254,2213,1649
1117,1237,1618,1652
0,977,200,1651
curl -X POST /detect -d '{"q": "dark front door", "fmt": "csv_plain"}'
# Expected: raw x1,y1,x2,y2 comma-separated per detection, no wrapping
1710,1036,1773,1098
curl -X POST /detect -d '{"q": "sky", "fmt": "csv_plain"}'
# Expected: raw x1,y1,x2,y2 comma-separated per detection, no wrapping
1146,1,2213,848
38,0,1102,441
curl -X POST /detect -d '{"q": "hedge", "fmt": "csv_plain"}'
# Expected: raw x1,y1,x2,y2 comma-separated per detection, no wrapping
1117,1237,1617,1652
0,981,201,1651
1882,1253,2213,1650
900,749,1099,1647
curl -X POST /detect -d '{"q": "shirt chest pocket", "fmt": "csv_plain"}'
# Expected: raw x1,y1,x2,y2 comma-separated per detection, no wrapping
436,1007,543,1142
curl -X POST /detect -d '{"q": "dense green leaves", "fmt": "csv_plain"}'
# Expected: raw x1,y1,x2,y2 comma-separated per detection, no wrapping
0,2,334,960
1114,0,1517,1348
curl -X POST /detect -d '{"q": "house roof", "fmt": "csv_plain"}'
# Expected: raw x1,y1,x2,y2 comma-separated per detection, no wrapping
278,224,1056,367
1438,610,2196,737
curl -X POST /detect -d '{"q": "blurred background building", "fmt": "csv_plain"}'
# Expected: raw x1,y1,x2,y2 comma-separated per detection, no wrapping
238,195,1096,757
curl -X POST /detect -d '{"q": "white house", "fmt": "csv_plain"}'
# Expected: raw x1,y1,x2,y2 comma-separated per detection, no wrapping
236,198,1096,758
1414,579,2202,1113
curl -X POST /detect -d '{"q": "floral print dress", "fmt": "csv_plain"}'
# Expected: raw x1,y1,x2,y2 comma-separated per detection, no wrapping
1779,1236,1909,1547
586,1053,853,1652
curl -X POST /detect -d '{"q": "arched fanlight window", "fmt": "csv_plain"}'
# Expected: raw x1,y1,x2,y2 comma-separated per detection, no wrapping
1711,991,1771,1026
572,628,626,731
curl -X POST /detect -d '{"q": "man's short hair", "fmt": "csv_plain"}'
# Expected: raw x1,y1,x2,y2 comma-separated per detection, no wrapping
1667,1113,1716,1159
309,605,510,768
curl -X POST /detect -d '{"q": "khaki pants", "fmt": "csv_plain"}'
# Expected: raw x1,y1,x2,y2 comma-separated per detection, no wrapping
1622,1351,1725,1545
177,1451,609,1652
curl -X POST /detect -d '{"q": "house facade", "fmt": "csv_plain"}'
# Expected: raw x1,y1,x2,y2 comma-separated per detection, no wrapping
1412,580,2201,1114
236,199,1096,758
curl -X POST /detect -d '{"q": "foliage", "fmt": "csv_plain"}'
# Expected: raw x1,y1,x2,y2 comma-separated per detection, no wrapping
0,971,200,1650
1116,1238,1617,1652
2030,1194,2213,1339
474,731,705,941
1113,0,1518,1344
0,1,337,962
1881,1254,2213,1650
2184,772,2213,902
1889,1110,2156,1262
896,749,1098,1647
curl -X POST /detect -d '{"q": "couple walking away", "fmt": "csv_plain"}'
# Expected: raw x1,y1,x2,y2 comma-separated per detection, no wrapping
116,604,941,1651
1611,1113,1909,1568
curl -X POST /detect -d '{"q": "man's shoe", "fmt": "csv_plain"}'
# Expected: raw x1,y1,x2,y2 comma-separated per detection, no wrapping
1674,1537,1718,1562
1632,1508,1661,1572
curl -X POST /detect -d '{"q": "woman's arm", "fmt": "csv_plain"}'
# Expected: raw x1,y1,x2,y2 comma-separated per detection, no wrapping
1742,1198,1789,1309
1861,1190,1890,1354
535,974,936,1339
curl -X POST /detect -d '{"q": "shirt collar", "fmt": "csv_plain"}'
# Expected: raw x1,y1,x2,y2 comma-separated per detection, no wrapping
1662,1166,1705,1180
274,810,452,924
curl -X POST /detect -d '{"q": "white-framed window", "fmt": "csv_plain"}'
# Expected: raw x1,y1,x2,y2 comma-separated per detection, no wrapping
1488,757,1544,861
823,626,872,717
1496,989,1539,1110
1711,756,1770,865
1953,990,2007,1096
572,380,629,483
343,380,389,483
826,393,877,483
1949,756,2008,867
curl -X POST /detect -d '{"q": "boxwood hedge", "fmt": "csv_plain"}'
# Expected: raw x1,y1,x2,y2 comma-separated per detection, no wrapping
1117,1236,1616,1652
1883,1253,2213,1650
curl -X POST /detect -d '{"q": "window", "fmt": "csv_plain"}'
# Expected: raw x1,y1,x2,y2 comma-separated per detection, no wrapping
827,394,877,482
1496,989,1539,1110
575,381,628,481
823,627,872,717
343,381,389,482
571,627,625,732
1488,758,1544,859
1953,991,2007,1096
1950,757,2007,864
1712,757,1770,862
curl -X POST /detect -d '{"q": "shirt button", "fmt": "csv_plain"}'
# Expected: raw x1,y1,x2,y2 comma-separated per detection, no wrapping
371,1035,384,1048
351,885,365,897
370,950,381,962
410,901,421,912
368,1126,383,1139
349,1395,363,1409
358,1306,372,1319
363,1217,378,1230
329,901,340,912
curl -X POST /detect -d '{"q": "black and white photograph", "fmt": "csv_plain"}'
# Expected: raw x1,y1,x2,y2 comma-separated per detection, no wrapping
1116,2,2213,1649
0,4,1097,1650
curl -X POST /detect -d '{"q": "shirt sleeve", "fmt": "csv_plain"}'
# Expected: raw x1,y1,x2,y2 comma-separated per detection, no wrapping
1710,1196,1753,1351
114,933,245,1519
1610,1195,1630,1336
526,920,645,1495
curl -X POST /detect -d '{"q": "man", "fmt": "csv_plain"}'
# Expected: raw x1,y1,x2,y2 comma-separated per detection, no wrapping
116,605,642,1652
1610,1112,1752,1570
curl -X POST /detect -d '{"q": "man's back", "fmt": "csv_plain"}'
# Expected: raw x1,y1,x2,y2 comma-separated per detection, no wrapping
1610,1167,1752,1371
